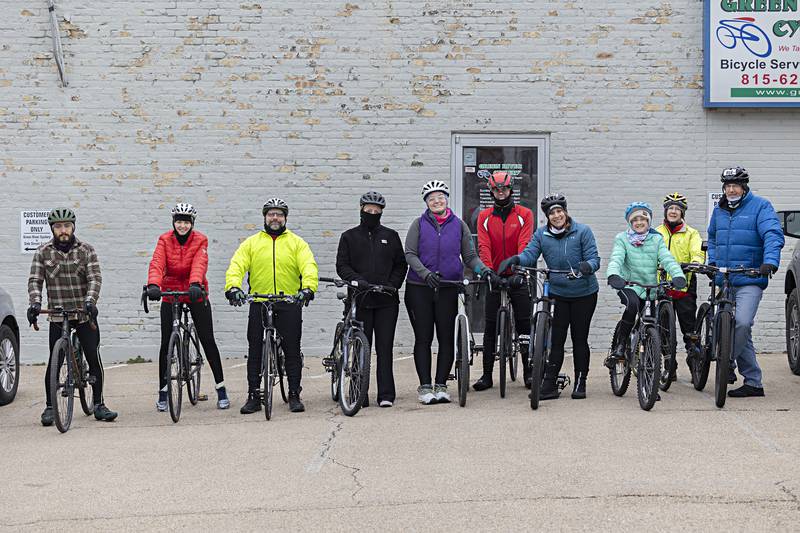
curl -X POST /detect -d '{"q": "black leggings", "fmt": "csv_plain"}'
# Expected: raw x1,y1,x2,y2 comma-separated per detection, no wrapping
482,285,532,375
549,292,598,375
159,301,225,390
358,304,400,403
405,284,458,386
673,293,698,347
246,302,303,392
616,288,644,342
46,320,103,406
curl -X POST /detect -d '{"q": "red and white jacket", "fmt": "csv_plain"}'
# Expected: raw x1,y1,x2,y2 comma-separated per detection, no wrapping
147,230,210,303
477,204,534,274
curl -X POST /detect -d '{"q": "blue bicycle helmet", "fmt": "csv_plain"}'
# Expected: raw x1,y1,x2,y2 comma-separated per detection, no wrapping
624,201,653,222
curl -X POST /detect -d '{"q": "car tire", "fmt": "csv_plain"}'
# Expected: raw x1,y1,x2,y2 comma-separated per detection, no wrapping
0,324,20,406
787,288,800,376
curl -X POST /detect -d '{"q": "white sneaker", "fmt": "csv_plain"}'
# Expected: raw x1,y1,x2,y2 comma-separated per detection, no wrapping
417,385,435,405
156,399,168,412
434,384,450,404
379,400,393,408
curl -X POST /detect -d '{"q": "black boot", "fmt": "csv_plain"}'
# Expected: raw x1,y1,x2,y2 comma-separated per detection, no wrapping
288,389,305,412
94,403,118,422
523,363,532,389
539,364,561,400
605,343,627,369
240,391,262,414
571,372,587,399
472,374,493,391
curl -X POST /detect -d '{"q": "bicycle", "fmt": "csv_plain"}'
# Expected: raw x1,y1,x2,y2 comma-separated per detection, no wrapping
33,308,96,433
681,263,762,408
319,277,397,416
438,278,486,407
656,268,678,392
512,265,574,410
141,287,206,423
491,276,528,398
606,279,675,411
242,293,299,420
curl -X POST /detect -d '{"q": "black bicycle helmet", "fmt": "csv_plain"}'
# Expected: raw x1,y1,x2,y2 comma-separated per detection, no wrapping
720,167,749,184
540,193,567,214
359,191,386,208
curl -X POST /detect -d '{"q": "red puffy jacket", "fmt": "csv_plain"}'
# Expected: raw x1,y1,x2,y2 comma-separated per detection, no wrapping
477,204,535,274
147,230,210,303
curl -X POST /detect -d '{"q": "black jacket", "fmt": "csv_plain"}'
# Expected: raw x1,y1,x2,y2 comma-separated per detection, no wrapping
336,223,407,308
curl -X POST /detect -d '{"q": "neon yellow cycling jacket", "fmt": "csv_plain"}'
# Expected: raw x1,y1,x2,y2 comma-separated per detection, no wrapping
225,230,319,295
656,222,705,291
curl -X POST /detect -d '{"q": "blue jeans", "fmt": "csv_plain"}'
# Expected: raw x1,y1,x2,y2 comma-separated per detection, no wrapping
731,285,764,388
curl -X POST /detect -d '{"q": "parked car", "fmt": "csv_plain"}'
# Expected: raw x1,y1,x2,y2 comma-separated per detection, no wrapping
0,287,20,405
780,210,800,375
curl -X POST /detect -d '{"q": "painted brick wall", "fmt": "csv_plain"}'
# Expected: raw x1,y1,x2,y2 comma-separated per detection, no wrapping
1,1,798,362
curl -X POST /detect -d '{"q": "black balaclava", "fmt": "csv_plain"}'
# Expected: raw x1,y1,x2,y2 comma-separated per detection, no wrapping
360,210,382,230
492,191,514,221
52,227,76,253
265,215,287,236
173,214,193,245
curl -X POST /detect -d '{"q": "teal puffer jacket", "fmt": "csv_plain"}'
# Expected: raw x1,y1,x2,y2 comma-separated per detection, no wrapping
606,230,685,300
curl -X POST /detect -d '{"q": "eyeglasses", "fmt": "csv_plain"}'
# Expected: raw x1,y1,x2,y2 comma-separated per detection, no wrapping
426,194,447,203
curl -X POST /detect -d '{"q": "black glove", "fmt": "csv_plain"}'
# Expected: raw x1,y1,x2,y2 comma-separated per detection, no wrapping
425,272,441,289
85,300,98,320
27,303,41,325
498,255,520,275
509,274,525,289
146,284,162,301
671,276,687,290
578,261,593,276
481,268,502,286
225,287,245,307
607,274,626,290
188,283,204,303
759,263,777,277
298,288,315,306
705,263,716,280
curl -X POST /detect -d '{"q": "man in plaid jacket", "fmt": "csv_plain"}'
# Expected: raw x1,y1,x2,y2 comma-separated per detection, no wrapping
28,208,118,426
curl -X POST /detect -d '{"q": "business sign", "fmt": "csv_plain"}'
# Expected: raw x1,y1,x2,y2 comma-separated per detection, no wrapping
705,0,800,107
707,191,724,227
20,210,51,254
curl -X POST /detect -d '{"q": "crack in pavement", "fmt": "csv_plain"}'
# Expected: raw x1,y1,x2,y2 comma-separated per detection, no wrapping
3,492,798,527
329,456,365,499
305,406,344,474
776,480,800,511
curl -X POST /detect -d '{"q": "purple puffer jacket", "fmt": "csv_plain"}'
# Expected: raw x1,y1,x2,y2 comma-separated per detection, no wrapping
407,211,465,283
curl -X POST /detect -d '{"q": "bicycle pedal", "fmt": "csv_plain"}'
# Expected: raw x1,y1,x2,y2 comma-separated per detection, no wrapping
198,393,209,401
447,373,456,381
86,376,96,384
556,373,570,390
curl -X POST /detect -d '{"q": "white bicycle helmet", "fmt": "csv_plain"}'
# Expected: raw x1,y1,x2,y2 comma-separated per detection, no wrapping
262,197,289,216
171,203,197,222
421,180,449,200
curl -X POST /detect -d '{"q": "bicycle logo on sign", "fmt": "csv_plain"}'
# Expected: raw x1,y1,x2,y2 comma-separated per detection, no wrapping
716,18,772,58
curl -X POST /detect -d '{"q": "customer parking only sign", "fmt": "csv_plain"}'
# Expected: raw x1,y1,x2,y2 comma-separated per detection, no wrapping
20,210,51,254
705,0,800,107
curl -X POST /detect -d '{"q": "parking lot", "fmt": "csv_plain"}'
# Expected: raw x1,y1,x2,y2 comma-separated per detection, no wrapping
3,352,800,531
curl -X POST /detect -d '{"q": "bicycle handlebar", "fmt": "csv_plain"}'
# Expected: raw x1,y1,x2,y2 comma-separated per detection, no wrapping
438,279,487,287
140,285,207,314
245,293,301,305
681,263,762,277
318,276,398,295
33,308,96,332
512,265,582,280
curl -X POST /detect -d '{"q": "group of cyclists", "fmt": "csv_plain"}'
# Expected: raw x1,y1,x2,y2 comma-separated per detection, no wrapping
25,165,785,425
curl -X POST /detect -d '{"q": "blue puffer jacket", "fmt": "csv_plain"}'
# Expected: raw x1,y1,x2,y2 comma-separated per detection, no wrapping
518,220,601,298
707,191,784,289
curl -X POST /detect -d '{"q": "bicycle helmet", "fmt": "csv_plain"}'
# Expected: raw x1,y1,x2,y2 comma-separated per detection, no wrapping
488,171,513,190
663,192,688,212
171,202,197,222
421,180,449,200
47,208,76,226
720,166,749,184
262,198,289,216
625,201,653,222
359,191,386,208
540,193,567,214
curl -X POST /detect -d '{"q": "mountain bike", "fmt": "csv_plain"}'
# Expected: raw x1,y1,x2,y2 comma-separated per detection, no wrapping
243,293,299,420
681,263,762,408
656,269,677,392
493,277,527,398
606,280,675,411
439,278,486,407
141,288,205,423
319,277,396,416
34,308,96,433
512,265,575,410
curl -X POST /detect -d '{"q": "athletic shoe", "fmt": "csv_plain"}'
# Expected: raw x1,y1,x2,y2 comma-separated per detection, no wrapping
433,384,450,404
417,384,435,405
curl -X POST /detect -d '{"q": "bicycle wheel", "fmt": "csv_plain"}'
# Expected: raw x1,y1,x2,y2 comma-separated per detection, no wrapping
691,303,712,390
50,337,74,433
264,335,276,421
637,326,662,411
508,311,518,382
658,301,677,392
609,322,631,396
530,312,550,411
498,309,508,398
339,330,370,417
185,325,203,406
72,332,94,416
167,332,183,423
456,315,470,407
278,347,288,404
330,322,344,402
714,310,734,409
